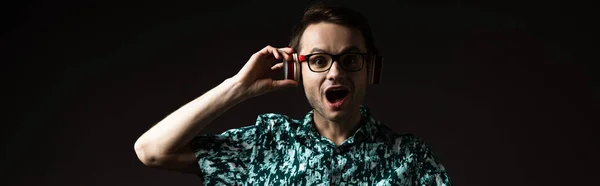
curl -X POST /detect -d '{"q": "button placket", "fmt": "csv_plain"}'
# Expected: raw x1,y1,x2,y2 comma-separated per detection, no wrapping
332,148,347,185
330,147,339,185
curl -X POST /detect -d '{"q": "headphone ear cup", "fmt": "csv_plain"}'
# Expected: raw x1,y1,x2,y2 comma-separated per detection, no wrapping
283,54,301,82
367,57,373,84
294,60,300,82
368,55,383,84
295,54,301,82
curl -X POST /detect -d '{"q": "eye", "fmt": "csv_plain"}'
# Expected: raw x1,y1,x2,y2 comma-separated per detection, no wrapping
314,57,327,65
343,56,357,65
342,54,361,67
309,55,330,67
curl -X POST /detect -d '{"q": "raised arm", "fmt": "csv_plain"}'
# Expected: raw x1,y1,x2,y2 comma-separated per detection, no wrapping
133,46,298,173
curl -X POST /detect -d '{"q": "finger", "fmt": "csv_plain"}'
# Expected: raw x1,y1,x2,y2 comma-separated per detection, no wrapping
268,62,284,79
281,51,294,63
270,62,284,70
254,45,272,58
278,47,295,61
253,45,278,61
270,47,281,61
278,47,294,54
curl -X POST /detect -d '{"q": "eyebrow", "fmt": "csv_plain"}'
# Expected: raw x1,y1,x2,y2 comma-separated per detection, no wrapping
309,46,362,54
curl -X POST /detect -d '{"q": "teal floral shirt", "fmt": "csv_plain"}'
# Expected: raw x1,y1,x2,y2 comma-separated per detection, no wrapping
191,106,452,185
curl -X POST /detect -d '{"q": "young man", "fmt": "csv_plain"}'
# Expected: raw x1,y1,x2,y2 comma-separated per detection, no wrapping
134,3,452,185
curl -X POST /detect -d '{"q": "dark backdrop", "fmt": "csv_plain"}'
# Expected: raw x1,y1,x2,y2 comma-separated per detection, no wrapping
2,0,597,185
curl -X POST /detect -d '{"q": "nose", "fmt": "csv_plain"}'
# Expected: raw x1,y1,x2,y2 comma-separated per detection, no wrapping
326,61,346,81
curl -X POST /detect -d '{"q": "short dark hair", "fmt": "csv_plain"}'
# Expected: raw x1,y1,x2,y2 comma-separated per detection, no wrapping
289,2,379,55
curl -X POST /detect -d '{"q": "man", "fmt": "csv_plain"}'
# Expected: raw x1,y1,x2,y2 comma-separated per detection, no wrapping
134,2,452,185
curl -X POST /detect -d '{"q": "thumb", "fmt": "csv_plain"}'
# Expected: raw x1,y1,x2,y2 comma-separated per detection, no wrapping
271,79,299,90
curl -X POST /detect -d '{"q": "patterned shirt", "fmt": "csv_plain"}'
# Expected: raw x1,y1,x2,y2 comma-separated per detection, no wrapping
191,105,452,185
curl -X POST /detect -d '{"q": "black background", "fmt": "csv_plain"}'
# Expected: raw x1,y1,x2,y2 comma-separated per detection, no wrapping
2,0,597,185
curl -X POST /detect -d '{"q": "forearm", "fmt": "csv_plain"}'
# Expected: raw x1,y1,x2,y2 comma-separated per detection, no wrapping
135,77,246,157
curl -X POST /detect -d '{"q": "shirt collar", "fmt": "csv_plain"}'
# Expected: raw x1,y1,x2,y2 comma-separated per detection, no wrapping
301,105,380,145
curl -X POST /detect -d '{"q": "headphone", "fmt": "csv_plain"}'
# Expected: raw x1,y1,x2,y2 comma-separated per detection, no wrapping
283,53,383,84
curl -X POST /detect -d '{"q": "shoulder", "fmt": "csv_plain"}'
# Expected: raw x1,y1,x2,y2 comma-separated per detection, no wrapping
391,133,431,154
372,124,432,156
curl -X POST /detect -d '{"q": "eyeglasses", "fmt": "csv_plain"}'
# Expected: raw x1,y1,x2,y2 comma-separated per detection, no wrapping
297,52,368,72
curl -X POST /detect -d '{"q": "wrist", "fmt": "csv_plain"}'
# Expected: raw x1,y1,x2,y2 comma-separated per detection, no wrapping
221,76,248,104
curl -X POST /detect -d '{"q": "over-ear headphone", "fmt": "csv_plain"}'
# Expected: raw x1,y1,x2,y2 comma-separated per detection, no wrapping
283,53,383,84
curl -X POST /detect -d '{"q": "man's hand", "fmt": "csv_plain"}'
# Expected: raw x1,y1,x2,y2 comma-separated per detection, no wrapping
232,45,299,99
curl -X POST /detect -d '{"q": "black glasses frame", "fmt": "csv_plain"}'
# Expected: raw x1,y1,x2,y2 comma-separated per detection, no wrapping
301,52,369,73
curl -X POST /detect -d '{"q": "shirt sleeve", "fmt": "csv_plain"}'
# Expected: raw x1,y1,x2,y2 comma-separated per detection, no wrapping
414,138,453,186
190,125,259,184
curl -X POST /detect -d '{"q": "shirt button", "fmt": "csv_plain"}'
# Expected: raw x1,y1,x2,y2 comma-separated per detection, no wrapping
335,148,341,153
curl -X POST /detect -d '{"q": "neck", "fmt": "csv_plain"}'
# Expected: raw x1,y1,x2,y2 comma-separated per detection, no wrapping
313,108,362,146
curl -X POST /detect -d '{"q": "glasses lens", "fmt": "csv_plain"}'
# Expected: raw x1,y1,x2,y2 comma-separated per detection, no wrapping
340,54,364,71
308,54,332,72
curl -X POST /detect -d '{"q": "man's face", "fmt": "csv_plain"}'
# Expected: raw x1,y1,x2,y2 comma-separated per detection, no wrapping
298,22,368,123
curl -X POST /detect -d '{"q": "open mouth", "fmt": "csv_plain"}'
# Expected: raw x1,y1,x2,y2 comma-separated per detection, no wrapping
325,88,349,104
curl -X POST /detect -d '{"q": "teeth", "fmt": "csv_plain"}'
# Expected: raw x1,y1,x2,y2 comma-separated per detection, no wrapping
328,87,347,92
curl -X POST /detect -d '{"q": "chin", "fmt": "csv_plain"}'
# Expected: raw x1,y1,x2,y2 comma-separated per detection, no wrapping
322,103,362,122
324,110,351,121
